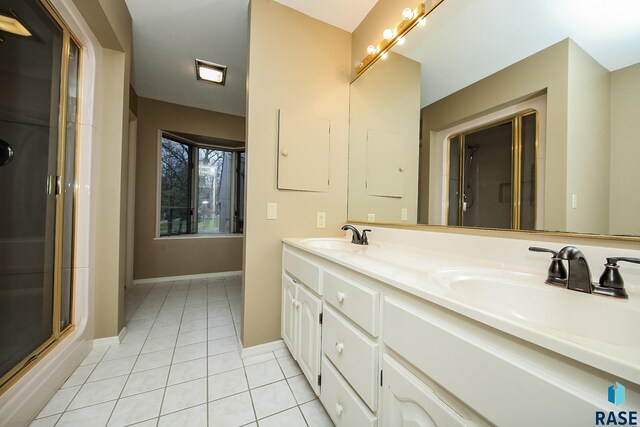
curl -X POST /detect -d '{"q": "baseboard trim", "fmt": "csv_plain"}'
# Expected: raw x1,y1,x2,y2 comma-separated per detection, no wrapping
133,270,242,285
93,326,127,346
240,339,286,359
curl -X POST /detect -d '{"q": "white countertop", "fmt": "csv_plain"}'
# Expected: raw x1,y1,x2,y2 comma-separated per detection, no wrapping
283,236,640,385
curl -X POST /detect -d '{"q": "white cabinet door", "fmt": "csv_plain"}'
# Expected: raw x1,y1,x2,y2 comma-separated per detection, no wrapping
382,355,471,427
281,274,298,357
296,284,322,395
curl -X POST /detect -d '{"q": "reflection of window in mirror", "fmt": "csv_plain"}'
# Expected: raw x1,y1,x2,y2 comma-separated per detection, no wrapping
446,111,538,231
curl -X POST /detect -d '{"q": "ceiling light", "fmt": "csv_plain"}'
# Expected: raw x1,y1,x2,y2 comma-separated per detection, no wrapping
383,28,394,40
0,9,32,37
367,45,377,55
195,59,227,85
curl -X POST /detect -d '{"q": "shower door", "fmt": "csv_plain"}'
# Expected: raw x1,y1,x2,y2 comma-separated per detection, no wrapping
447,112,537,230
0,0,80,392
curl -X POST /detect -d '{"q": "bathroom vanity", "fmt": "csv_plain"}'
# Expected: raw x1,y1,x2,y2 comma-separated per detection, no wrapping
281,229,640,426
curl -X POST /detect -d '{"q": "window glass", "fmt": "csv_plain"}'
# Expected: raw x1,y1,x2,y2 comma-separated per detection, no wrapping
160,137,190,236
197,148,233,233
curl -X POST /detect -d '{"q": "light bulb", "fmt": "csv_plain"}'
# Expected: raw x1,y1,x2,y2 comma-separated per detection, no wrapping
418,17,427,27
367,45,377,55
381,52,388,60
402,8,414,20
354,60,363,68
383,28,394,40
397,36,406,45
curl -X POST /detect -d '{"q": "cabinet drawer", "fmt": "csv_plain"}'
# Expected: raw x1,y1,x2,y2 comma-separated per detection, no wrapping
322,306,378,411
383,298,602,426
283,248,322,295
320,357,377,427
323,270,379,337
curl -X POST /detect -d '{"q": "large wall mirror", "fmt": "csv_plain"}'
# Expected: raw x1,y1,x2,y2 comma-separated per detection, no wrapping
348,0,640,238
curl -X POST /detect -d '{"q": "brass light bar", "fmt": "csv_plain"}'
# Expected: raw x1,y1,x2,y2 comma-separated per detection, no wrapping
354,0,444,79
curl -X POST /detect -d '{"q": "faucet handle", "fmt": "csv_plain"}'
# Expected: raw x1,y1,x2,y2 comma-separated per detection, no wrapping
361,229,371,245
528,247,567,286
596,257,640,299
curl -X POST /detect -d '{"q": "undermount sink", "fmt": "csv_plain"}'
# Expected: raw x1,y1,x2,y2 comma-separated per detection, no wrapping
437,269,640,348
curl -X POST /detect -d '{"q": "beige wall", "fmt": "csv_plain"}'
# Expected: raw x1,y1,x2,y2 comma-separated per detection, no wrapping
243,0,350,347
609,63,640,235
72,0,132,338
133,97,245,280
420,40,570,231
565,40,610,234
349,52,420,223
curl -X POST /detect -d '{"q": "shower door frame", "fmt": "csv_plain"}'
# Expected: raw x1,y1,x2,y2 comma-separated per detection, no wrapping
0,0,83,396
448,109,539,230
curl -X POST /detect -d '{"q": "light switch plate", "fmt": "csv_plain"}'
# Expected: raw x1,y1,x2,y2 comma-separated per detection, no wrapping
267,202,278,220
401,208,408,221
316,212,326,228
368,213,376,222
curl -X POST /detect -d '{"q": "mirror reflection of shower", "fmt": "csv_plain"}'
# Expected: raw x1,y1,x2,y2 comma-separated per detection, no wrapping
448,111,537,230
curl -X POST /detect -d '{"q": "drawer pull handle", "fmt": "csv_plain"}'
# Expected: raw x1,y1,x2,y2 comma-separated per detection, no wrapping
336,291,345,303
335,403,343,416
335,341,344,354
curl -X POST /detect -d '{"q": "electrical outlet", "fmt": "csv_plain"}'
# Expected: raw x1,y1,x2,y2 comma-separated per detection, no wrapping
572,194,578,209
368,213,376,222
316,212,326,228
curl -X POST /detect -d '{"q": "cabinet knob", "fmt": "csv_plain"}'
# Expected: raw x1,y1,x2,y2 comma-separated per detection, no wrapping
336,291,345,303
398,167,404,172
294,300,300,308
335,341,344,354
335,403,343,416
281,150,288,157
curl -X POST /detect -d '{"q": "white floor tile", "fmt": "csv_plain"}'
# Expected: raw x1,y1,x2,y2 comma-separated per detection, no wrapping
179,318,207,333
141,334,177,354
173,341,207,364
88,356,137,382
102,341,144,361
208,391,255,427
161,377,207,415
148,323,180,339
207,306,232,318
208,368,248,401
288,374,316,405
133,349,174,373
37,386,80,418
182,310,208,323
158,404,207,427
208,315,233,328
62,364,96,388
244,360,284,389
122,329,150,344
80,345,110,366
67,375,127,410
168,358,207,385
208,351,243,376
107,389,164,426
208,336,238,356
208,324,237,340
250,380,297,420
276,355,302,378
122,366,170,397
129,419,158,427
258,407,307,427
300,399,334,427
29,414,61,427
273,348,291,358
56,400,116,427
176,329,207,347
242,353,274,367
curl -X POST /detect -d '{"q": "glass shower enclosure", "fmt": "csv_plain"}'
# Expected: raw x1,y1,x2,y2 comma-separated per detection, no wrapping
0,0,80,393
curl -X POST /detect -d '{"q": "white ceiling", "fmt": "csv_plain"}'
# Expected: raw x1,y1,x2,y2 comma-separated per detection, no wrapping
125,0,250,117
124,0,380,118
273,0,379,32
391,0,640,107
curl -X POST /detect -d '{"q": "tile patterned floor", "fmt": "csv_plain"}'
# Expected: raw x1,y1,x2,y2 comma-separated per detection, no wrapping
31,275,334,427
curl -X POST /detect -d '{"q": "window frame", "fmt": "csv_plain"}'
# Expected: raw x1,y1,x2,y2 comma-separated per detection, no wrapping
156,131,245,238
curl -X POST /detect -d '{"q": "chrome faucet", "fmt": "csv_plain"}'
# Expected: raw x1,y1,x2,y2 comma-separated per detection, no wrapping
341,225,371,245
557,246,592,294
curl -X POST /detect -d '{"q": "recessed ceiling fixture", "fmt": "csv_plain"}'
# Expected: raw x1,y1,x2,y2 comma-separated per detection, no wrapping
0,9,32,37
195,59,227,86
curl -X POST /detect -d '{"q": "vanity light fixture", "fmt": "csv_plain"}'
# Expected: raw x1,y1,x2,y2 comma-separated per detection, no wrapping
0,9,32,37
195,59,227,85
354,0,444,79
